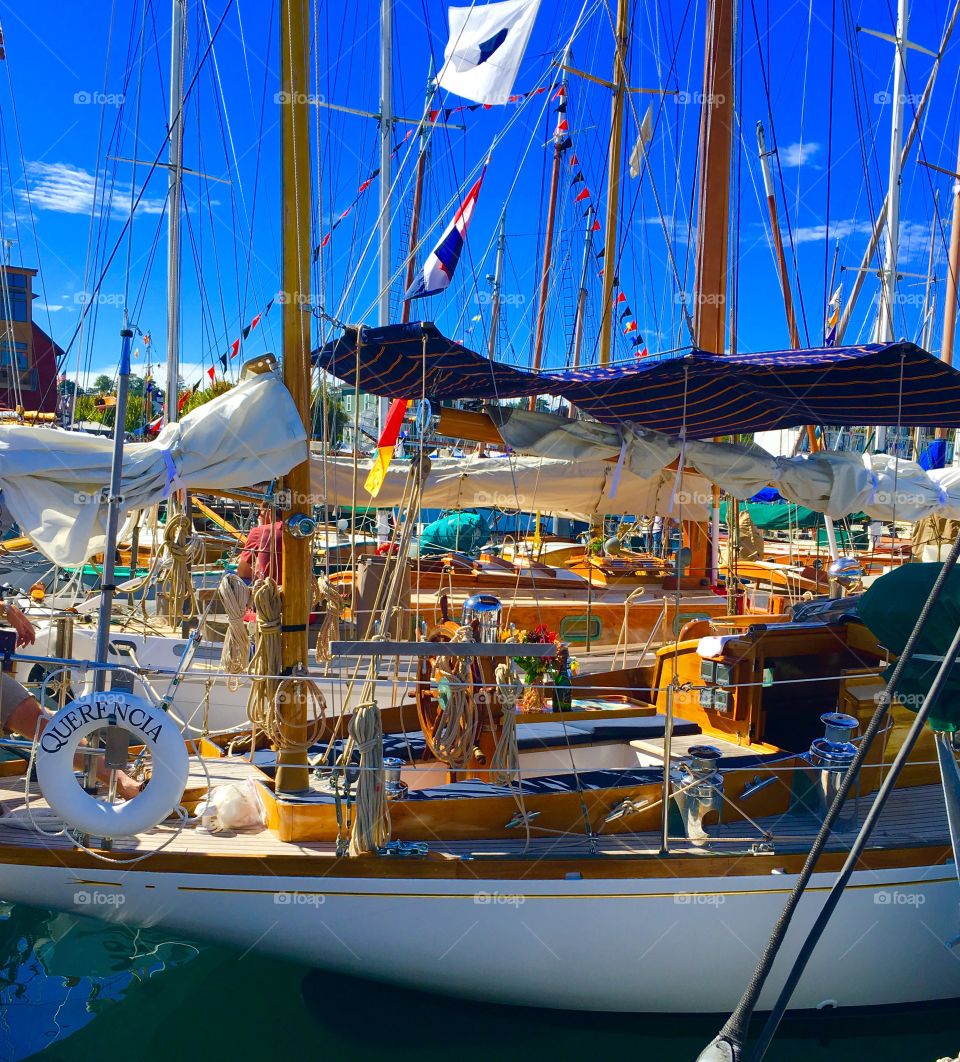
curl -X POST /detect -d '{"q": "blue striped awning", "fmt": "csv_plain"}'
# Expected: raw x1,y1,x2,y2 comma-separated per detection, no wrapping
313,324,960,438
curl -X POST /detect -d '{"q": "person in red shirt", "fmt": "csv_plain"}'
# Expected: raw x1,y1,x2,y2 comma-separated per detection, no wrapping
237,504,283,584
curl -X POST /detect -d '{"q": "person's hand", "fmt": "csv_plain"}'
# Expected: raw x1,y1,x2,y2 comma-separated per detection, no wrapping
5,604,35,647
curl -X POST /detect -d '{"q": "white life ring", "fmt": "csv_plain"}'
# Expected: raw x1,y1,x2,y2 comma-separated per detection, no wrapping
35,692,189,838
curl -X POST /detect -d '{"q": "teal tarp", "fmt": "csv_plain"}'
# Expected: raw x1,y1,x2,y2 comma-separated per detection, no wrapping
420,512,490,556
719,500,867,533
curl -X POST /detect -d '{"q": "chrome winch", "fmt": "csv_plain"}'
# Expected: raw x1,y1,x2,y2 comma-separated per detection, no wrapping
461,593,502,643
808,711,859,829
671,744,724,842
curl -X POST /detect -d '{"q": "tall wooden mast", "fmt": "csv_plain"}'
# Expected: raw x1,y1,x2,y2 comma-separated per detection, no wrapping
690,0,734,587
275,0,312,793
941,135,960,366
401,69,436,325
598,0,629,366
529,64,569,404
692,0,734,355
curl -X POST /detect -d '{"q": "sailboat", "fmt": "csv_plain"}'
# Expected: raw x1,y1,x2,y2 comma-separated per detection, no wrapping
1,0,960,1039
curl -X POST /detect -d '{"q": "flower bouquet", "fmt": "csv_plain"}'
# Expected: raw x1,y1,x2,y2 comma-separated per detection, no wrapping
512,623,558,712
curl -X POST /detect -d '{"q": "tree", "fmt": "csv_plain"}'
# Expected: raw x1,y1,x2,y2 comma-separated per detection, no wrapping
180,378,233,415
93,374,113,393
312,383,346,444
127,374,145,397
73,395,100,424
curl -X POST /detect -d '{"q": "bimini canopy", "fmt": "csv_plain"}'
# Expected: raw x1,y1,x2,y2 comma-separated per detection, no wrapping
314,324,960,438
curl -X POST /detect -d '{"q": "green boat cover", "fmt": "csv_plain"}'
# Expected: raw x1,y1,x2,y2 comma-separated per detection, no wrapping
719,500,827,531
719,500,868,534
420,511,491,556
858,562,960,731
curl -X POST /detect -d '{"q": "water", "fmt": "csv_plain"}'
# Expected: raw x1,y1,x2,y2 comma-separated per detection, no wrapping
1,903,958,1061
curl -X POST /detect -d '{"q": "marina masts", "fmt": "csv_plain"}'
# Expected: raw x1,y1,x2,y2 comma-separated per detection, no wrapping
756,121,799,348
276,0,313,793
400,68,435,325
529,62,569,404
488,213,506,358
165,0,187,423
941,134,960,365
598,0,629,366
377,0,393,440
876,0,910,345
692,0,734,355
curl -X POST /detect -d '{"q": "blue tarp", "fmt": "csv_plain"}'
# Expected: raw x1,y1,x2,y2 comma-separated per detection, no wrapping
315,325,960,440
919,438,947,470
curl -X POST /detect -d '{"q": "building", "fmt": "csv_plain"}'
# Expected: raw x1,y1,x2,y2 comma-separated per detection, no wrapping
0,266,63,414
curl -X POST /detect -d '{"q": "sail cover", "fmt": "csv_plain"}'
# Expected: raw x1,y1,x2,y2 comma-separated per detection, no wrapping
310,452,713,521
0,372,307,565
314,325,960,438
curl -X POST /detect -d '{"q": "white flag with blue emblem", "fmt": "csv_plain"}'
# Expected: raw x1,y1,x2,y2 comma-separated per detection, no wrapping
437,0,542,105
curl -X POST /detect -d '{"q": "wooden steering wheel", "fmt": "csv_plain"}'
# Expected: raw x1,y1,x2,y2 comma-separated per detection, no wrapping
415,600,501,779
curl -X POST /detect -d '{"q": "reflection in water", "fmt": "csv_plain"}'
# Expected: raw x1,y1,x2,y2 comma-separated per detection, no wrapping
1,901,959,1061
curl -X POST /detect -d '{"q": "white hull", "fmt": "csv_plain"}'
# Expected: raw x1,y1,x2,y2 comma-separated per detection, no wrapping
2,860,957,1012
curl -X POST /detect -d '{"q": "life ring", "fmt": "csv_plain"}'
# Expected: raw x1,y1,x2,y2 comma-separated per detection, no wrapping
36,692,189,838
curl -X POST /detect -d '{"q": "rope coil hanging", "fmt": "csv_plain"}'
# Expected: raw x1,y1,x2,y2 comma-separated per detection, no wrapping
245,578,283,740
346,699,390,856
490,659,522,785
314,573,343,669
217,573,252,691
160,509,201,624
426,624,478,769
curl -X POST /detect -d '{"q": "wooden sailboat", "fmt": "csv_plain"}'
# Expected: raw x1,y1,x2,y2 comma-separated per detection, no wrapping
1,0,960,1032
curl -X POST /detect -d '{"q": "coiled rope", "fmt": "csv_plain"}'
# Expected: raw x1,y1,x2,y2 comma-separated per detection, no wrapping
217,573,252,691
490,659,522,785
245,578,283,740
426,625,478,769
314,573,342,670
159,510,201,625
346,699,390,856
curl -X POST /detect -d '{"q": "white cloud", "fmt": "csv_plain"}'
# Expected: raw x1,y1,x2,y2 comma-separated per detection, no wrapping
23,162,166,218
790,218,872,245
788,216,931,264
36,302,68,312
779,142,820,167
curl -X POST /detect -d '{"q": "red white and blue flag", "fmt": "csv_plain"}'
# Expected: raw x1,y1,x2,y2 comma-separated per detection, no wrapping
404,168,487,300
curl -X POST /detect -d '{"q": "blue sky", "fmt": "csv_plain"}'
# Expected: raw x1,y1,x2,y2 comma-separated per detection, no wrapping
0,0,958,393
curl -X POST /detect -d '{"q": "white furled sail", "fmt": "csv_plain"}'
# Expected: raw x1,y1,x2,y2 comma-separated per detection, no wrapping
488,406,960,524
437,0,541,105
312,452,713,521
0,373,307,565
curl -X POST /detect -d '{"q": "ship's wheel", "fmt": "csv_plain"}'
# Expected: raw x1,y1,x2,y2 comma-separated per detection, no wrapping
415,619,483,770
